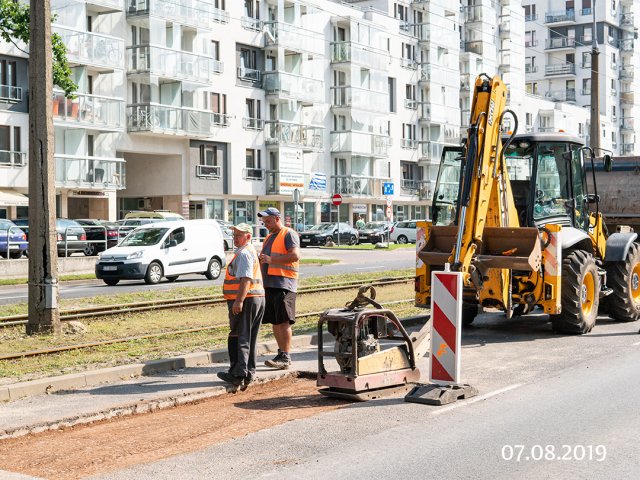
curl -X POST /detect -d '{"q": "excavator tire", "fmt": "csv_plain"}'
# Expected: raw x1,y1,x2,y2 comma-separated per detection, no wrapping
551,250,599,334
602,242,640,322
462,302,478,326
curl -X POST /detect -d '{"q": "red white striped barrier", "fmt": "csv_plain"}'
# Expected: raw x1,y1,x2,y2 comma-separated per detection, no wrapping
430,270,463,384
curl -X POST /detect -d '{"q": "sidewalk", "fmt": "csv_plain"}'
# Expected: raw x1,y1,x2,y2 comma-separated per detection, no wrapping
0,317,427,441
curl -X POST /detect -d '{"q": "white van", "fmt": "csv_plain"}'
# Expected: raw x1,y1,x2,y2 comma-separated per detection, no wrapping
95,220,226,286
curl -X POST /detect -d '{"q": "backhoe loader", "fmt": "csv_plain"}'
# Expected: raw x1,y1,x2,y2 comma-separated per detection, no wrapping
416,74,640,334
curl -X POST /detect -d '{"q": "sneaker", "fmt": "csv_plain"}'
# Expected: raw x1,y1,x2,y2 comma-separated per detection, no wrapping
265,352,291,370
217,371,243,386
264,350,283,368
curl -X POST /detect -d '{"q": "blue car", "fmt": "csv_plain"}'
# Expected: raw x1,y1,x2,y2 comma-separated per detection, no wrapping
0,219,28,259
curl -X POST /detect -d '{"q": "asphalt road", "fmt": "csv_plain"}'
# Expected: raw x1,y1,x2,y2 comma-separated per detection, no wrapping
93,311,640,480
0,247,415,305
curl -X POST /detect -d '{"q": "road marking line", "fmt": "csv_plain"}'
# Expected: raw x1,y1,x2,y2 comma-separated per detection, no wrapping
632,341,640,346
430,383,523,416
0,295,27,300
355,266,384,270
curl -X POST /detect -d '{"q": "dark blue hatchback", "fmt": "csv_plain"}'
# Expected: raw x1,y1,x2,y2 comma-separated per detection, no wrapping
0,219,28,259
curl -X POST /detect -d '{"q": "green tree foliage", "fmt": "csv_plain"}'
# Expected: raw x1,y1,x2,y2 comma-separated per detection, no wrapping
0,0,77,96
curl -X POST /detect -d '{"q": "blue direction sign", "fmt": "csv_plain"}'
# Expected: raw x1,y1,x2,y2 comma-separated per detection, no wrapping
383,182,395,195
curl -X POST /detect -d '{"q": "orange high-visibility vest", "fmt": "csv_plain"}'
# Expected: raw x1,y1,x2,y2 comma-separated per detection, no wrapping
223,245,265,300
266,227,299,279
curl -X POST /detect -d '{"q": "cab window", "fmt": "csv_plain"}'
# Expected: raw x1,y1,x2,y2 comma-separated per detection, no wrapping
167,227,185,247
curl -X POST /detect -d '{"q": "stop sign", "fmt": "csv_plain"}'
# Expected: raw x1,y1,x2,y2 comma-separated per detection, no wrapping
332,193,343,206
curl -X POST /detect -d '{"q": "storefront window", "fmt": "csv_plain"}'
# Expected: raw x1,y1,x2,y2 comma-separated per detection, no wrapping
304,202,315,228
229,200,255,225
373,204,385,221
284,202,305,230
206,199,224,220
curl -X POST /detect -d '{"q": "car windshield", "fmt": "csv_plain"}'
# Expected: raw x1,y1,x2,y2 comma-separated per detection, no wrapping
364,222,386,229
316,224,334,231
120,228,168,246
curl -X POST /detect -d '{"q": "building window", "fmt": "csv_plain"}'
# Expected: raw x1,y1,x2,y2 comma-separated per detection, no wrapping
402,123,417,149
388,77,396,113
405,83,416,109
245,149,263,179
197,145,222,179
244,98,262,129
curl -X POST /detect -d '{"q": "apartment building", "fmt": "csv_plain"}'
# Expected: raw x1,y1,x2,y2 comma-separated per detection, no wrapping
2,0,634,224
523,0,638,154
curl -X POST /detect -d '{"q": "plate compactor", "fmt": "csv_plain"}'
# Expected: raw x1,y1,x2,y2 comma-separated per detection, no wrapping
317,286,429,401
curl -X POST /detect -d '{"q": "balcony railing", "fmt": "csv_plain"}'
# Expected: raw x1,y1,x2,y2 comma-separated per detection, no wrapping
237,67,261,83
195,164,221,179
404,98,417,109
55,154,125,189
0,84,22,103
330,131,390,157
330,86,389,113
620,39,634,52
401,58,418,69
330,42,390,71
0,150,26,167
53,26,124,70
525,64,538,73
417,180,434,200
262,72,323,104
620,91,634,103
525,14,538,21
242,117,265,130
401,179,419,192
331,175,392,198
127,45,215,84
243,168,264,180
620,67,634,80
263,22,324,55
546,37,576,49
545,10,575,23
621,118,635,130
126,0,229,27
545,89,576,102
623,143,634,154
52,90,125,130
241,16,262,31
418,141,452,163
401,139,419,149
580,8,592,15
419,63,448,84
525,40,538,47
127,103,230,136
265,121,324,150
545,63,576,76
621,13,634,28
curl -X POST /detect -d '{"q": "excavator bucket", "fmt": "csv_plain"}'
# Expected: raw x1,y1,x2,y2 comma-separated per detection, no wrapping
417,225,458,266
477,227,541,272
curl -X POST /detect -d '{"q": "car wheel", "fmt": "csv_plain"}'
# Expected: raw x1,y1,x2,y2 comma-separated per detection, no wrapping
397,235,408,244
324,236,332,246
145,261,163,285
348,235,357,246
205,257,222,280
83,243,97,256
103,278,119,286
9,251,23,259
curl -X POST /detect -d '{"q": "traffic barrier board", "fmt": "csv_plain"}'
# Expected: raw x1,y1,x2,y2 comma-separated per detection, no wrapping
430,270,462,384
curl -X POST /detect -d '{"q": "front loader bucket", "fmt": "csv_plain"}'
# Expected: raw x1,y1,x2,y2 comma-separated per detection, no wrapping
417,225,458,266
476,227,541,271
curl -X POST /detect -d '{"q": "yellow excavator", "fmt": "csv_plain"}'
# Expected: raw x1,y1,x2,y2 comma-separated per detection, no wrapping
416,74,640,334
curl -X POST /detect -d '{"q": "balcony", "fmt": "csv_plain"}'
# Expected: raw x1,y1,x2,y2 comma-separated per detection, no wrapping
86,0,123,12
462,6,482,23
619,67,634,80
620,91,634,103
544,10,575,24
401,139,419,150
621,13,634,29
330,86,389,113
126,103,230,136
243,168,264,180
126,0,229,28
545,63,576,76
621,118,634,131
55,155,125,189
53,26,124,71
419,63,448,84
620,39,634,52
332,175,392,198
264,121,324,151
330,131,390,158
0,84,22,103
417,180,434,200
237,67,261,84
127,45,216,84
262,72,323,105
622,143,634,154
241,16,262,31
418,141,450,163
580,8,592,15
401,58,418,69
263,22,324,55
545,37,576,49
242,117,265,131
404,98,417,110
464,41,483,55
0,150,26,167
195,164,221,179
525,64,538,73
545,89,576,102
52,90,124,131
330,42,390,71
401,179,419,193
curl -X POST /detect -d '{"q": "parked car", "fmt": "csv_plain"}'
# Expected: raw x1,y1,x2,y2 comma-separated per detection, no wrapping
95,220,226,286
116,218,158,239
0,219,28,259
298,222,359,247
75,219,120,256
356,221,393,244
389,220,419,244
12,218,87,256
124,210,184,221
213,219,233,250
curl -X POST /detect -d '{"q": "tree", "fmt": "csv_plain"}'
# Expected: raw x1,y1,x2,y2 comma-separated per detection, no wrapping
0,0,76,96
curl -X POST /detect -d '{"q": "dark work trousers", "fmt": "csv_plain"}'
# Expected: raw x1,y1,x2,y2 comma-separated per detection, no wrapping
227,296,265,378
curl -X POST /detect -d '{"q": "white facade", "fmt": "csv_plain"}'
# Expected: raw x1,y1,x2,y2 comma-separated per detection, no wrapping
1,0,636,223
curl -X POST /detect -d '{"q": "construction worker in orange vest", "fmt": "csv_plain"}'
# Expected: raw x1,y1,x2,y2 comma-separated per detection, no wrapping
217,223,265,387
257,207,300,369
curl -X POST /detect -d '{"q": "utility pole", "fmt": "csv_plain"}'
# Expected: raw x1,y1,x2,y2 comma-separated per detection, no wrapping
589,0,601,152
27,0,60,335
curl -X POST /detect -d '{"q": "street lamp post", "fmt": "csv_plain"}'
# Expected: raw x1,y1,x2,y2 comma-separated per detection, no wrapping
589,0,601,152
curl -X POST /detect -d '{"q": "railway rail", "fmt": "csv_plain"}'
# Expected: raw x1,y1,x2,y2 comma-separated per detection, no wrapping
0,277,417,361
